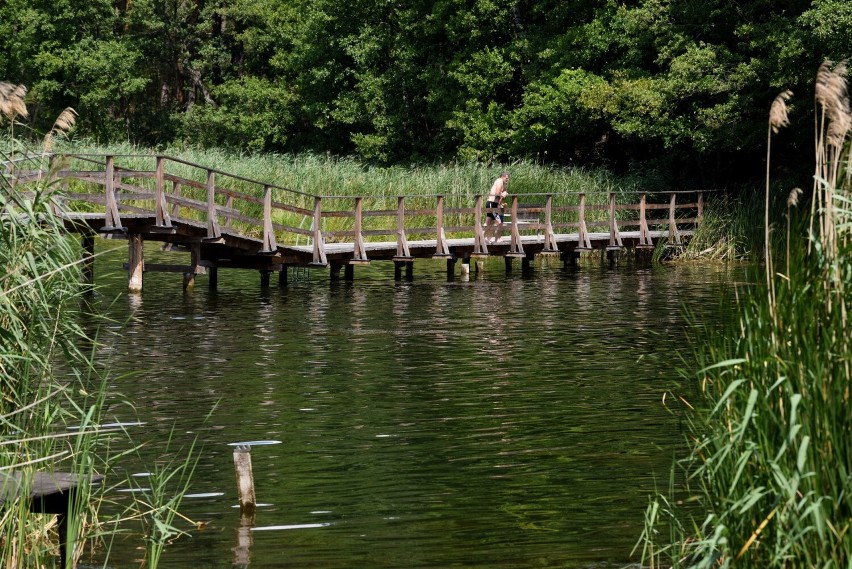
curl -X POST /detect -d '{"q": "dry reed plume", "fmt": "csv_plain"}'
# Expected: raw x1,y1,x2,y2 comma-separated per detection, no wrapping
765,90,793,318
812,62,851,258
786,187,802,276
0,82,28,121
43,108,78,152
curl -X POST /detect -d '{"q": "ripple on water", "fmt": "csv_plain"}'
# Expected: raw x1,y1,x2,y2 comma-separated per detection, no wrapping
84,256,736,569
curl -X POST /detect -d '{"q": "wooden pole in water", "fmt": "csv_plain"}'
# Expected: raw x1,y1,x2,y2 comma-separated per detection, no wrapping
233,446,256,516
81,233,95,290
128,234,143,293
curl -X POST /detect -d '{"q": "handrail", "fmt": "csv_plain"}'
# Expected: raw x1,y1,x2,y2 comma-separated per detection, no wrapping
7,153,713,265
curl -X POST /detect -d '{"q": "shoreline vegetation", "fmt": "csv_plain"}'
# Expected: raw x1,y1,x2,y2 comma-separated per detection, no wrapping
1,89,200,568
638,62,852,568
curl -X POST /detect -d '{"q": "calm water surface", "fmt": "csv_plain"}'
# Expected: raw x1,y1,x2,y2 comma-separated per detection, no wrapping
83,246,735,569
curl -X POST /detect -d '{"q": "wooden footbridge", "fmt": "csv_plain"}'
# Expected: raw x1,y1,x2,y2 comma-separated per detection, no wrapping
8,153,707,291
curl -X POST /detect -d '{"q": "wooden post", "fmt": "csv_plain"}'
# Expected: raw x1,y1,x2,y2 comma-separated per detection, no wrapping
522,253,534,273
103,155,123,231
206,170,221,240
473,195,488,254
669,193,682,244
504,256,513,272
278,266,288,287
434,195,451,257
81,233,95,290
155,157,172,228
233,446,256,516
543,195,558,252
311,197,327,266
261,185,277,253
405,261,414,281
508,196,525,256
208,267,219,291
638,193,652,248
446,257,457,281
608,192,623,249
170,181,182,219
394,196,412,260
128,234,143,293
394,260,404,281
577,193,592,250
352,197,368,262
329,262,342,282
344,263,354,281
225,193,234,229
260,270,272,288
184,243,201,291
563,250,579,267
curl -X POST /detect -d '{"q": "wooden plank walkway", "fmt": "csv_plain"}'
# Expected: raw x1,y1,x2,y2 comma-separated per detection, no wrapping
0,471,104,568
8,153,707,290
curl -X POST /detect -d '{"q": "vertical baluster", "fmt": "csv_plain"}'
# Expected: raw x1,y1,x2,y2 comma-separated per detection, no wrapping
103,155,123,231
434,195,451,257
206,170,221,239
353,196,368,262
311,196,327,265
577,193,591,250
261,185,277,253
508,196,525,256
474,195,488,254
543,194,558,252
394,196,412,259
170,181,182,219
155,156,172,228
639,193,652,247
608,192,623,249
225,193,234,229
669,193,681,244
697,191,704,224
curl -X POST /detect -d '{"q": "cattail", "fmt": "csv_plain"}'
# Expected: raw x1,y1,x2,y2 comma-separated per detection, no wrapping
787,187,802,208
770,90,793,133
0,82,28,121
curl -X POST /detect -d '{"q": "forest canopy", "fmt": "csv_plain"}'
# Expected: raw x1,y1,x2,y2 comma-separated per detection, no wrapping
1,0,849,182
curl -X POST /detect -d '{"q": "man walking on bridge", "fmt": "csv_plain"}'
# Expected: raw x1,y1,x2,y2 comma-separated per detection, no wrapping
485,171,509,244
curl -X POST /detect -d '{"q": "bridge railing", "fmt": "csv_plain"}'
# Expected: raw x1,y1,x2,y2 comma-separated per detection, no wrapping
8,153,708,265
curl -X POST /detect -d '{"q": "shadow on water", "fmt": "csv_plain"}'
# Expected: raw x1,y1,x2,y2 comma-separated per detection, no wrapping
80,244,737,569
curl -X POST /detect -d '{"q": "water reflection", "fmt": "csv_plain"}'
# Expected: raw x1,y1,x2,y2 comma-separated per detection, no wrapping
80,250,736,569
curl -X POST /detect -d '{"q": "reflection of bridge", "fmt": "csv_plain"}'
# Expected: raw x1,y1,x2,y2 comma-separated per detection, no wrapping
11,154,706,291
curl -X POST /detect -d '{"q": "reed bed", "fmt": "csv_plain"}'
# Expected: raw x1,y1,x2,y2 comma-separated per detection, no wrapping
638,62,852,568
1,90,199,568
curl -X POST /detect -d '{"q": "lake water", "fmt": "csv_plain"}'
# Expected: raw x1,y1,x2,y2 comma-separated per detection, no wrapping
81,244,734,569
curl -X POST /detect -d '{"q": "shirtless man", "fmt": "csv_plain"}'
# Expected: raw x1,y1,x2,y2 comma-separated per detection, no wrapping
484,171,509,244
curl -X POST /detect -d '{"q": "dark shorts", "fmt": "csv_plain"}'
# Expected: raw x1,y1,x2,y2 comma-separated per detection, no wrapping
486,201,503,222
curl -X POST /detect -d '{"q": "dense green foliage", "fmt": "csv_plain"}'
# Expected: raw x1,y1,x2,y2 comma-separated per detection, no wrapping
1,0,849,180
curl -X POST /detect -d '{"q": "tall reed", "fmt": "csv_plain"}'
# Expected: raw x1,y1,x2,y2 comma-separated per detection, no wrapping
637,61,852,568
